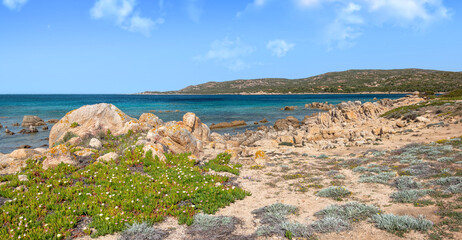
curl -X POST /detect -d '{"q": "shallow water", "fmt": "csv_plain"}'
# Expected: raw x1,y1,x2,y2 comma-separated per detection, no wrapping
0,94,405,153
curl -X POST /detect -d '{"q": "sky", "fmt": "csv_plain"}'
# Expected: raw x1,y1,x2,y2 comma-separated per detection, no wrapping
1,0,461,94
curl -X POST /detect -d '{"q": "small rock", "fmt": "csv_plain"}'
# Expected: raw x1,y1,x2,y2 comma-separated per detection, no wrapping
29,126,38,133
97,152,119,162
22,115,46,127
47,119,59,124
259,118,268,123
12,123,20,127
282,106,296,111
416,116,430,123
42,126,49,130
18,175,28,182
17,145,31,149
89,138,103,149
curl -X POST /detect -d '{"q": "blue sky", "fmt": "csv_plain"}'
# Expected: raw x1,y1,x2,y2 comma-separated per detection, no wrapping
1,0,461,94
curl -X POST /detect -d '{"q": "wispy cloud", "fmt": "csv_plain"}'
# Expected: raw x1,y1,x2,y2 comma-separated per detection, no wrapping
266,39,295,57
326,2,363,50
90,0,164,37
186,0,203,23
236,0,268,18
295,0,321,8
293,0,451,49
195,37,254,71
2,0,28,10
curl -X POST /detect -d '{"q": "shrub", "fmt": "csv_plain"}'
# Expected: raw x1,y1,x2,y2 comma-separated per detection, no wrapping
316,186,351,199
70,122,79,128
437,157,455,163
372,214,433,233
252,203,312,238
187,214,241,239
334,174,346,179
433,177,462,186
312,202,380,233
119,222,168,240
390,189,433,203
393,176,422,190
447,183,462,194
311,216,350,233
359,172,395,184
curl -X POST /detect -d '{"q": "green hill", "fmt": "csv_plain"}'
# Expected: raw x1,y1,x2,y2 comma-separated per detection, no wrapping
141,69,462,94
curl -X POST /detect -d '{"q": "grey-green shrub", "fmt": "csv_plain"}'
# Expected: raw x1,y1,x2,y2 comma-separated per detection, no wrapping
437,157,455,163
433,177,462,186
191,214,234,231
311,216,350,233
447,183,462,193
314,202,380,221
372,214,433,232
390,189,433,203
252,203,312,238
393,176,422,190
316,186,351,199
312,202,380,233
359,172,395,184
119,222,168,240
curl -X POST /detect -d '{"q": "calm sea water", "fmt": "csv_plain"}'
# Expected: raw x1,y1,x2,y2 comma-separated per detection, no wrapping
0,94,405,153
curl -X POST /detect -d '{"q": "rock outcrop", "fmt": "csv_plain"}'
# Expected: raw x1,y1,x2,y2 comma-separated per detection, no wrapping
49,103,141,147
21,115,46,127
274,116,300,131
183,112,210,143
305,102,334,110
139,113,164,129
43,144,77,170
150,121,202,156
210,120,247,130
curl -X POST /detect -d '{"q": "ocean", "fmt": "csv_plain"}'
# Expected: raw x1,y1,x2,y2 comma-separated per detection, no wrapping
0,94,406,153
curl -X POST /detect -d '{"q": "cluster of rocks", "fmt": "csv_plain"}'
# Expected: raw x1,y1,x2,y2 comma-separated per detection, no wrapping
206,95,425,159
2,115,54,136
0,94,439,173
305,102,334,110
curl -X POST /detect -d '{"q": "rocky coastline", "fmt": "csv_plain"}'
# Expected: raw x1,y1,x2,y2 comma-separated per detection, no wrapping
1,92,462,239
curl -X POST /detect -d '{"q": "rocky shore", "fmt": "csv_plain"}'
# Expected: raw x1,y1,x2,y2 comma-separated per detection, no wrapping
1,93,462,239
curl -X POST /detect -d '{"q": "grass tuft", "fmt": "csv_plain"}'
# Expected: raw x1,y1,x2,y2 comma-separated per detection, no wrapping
119,222,168,240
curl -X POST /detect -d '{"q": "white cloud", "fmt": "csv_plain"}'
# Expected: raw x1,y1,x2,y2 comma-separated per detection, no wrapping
325,2,363,50
295,0,321,8
195,37,254,71
363,0,449,24
2,0,28,10
90,0,163,37
266,39,295,57
306,0,450,49
236,0,268,18
186,0,203,23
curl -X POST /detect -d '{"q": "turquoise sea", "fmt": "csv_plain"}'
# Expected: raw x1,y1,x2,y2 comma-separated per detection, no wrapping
0,94,406,153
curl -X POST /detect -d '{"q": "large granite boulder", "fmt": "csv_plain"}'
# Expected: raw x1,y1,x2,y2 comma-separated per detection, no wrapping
21,115,46,127
183,112,210,142
139,113,164,129
49,103,140,146
9,149,41,160
149,121,201,156
210,120,247,130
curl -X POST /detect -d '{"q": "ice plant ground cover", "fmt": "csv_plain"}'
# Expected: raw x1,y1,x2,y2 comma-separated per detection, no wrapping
0,146,249,239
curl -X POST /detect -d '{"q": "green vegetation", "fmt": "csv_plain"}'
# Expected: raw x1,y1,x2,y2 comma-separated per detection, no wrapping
141,69,462,94
0,147,249,239
70,122,79,128
203,153,242,175
390,189,434,203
